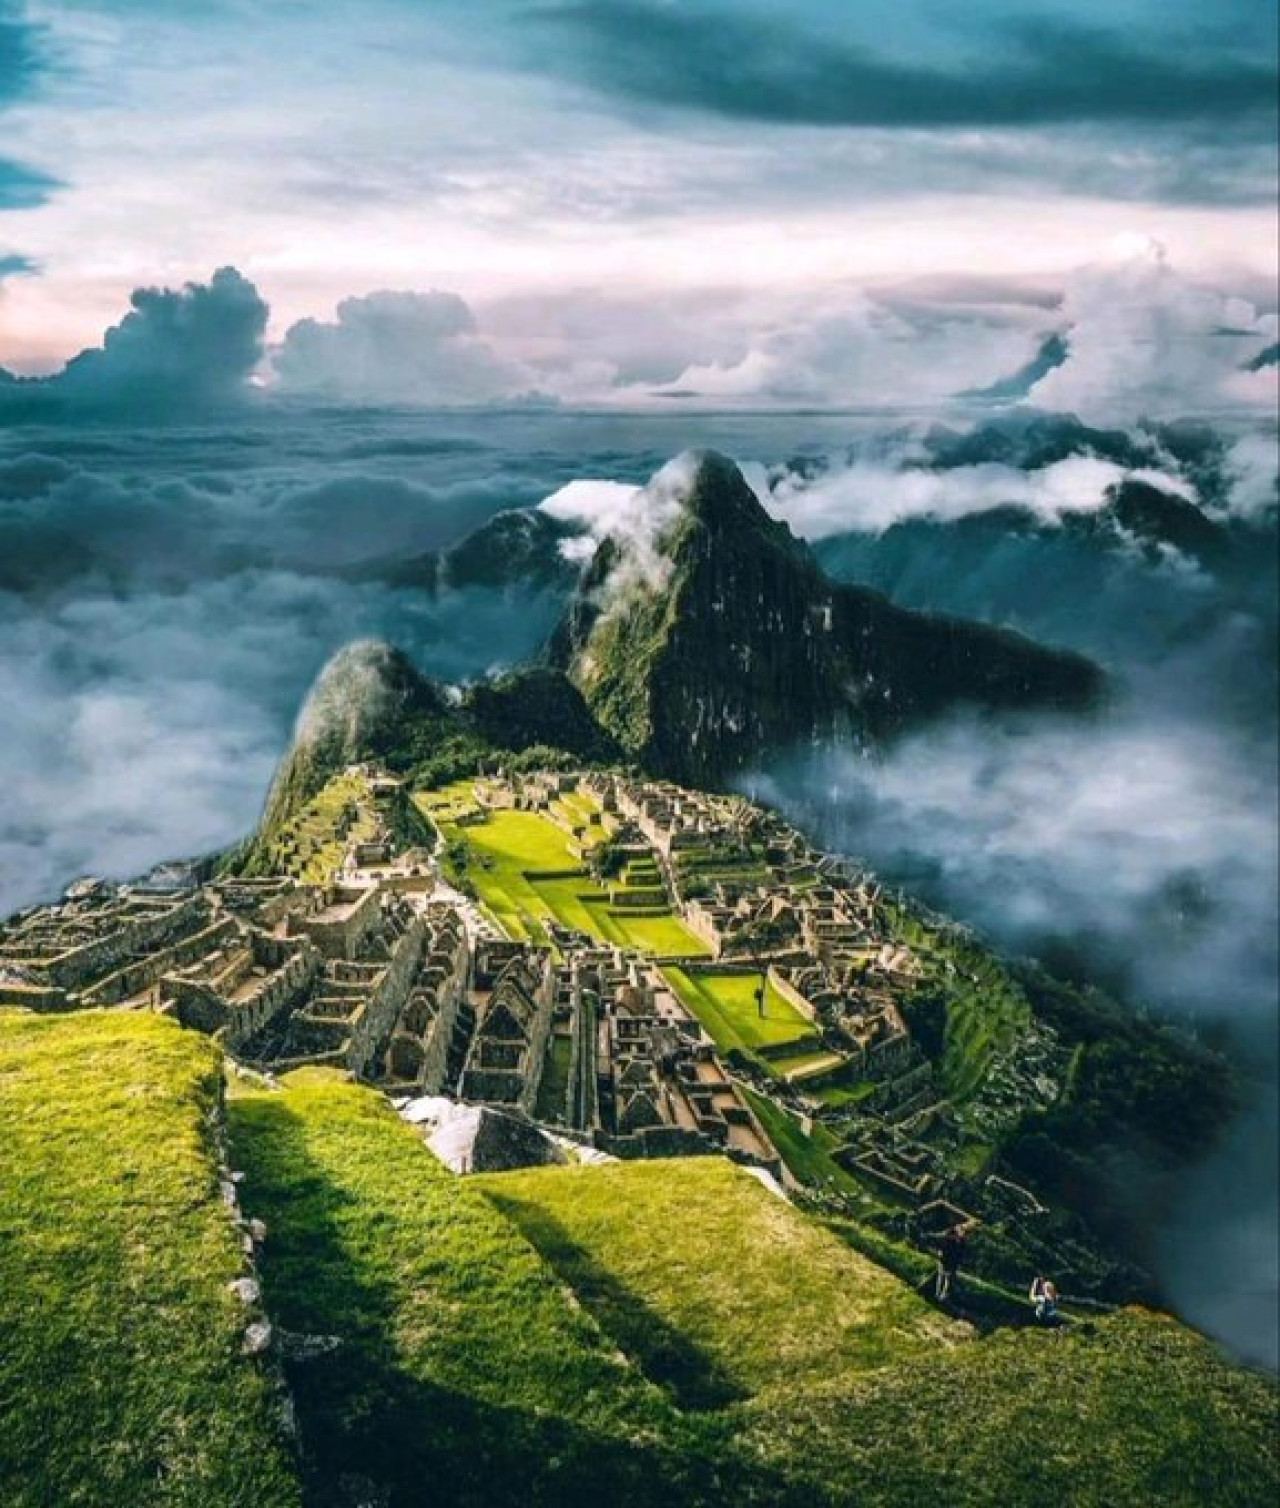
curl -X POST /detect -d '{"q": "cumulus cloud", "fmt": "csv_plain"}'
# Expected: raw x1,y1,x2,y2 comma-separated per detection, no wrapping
637,290,1045,407
768,452,1195,536
0,267,268,418
1027,240,1278,420
273,289,549,406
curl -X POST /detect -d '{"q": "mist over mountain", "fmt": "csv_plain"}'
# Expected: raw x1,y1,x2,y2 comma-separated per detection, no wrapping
550,450,1102,785
0,400,1274,1369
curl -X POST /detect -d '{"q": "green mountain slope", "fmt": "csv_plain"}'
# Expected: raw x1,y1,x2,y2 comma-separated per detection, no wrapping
240,645,618,867
549,451,1105,786
478,1158,961,1399
222,1073,1276,1507
228,1074,751,1506
0,1010,300,1508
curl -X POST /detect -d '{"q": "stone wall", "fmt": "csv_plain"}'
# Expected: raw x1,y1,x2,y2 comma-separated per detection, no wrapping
346,914,427,1077
38,895,207,990
82,913,238,1008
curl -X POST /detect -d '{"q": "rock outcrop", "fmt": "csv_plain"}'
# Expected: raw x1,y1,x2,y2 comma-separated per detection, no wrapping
549,450,1104,787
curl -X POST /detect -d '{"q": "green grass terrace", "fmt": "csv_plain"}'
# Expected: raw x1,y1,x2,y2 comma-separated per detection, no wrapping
415,782,710,957
0,1010,299,1508
661,966,847,1082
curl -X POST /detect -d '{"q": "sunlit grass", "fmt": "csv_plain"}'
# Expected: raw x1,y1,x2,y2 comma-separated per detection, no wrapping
0,1010,299,1508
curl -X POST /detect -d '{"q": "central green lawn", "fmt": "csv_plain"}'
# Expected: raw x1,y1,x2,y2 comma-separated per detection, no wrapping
662,967,819,1055
428,793,707,955
0,1010,300,1508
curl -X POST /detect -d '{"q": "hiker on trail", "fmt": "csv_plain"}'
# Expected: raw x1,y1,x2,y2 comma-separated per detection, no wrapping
1029,1276,1062,1327
935,1224,968,1301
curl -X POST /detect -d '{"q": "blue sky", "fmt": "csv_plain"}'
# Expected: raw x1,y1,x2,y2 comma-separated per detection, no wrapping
0,0,1275,382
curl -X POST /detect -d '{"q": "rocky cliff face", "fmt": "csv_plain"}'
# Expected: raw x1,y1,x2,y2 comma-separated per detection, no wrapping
549,451,1105,787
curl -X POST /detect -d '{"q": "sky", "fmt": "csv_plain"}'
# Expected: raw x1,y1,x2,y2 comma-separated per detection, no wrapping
0,0,1276,404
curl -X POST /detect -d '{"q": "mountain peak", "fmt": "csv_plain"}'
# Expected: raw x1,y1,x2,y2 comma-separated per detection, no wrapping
653,449,765,528
294,639,445,753
551,450,1105,786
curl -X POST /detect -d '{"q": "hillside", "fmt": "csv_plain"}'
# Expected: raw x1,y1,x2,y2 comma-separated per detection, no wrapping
1,1017,1273,1506
548,452,1104,787
220,1074,1276,1507
242,646,618,860
483,1159,1278,1507
0,1010,299,1508
227,1074,734,1506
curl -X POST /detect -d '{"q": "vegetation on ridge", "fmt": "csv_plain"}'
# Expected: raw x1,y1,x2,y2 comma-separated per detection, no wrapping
0,1010,299,1508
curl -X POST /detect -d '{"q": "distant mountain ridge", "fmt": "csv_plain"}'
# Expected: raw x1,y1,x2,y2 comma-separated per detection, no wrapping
250,449,1107,837
548,451,1104,787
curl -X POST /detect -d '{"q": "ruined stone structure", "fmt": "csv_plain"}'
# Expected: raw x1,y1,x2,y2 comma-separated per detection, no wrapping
3,761,1067,1252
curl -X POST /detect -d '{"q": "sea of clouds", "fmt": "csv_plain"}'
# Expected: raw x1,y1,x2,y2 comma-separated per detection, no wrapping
0,259,1276,1367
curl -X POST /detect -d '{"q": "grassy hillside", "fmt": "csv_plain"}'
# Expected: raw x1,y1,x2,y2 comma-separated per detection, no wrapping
17,1025,1267,1507
479,1158,1278,1508
226,1075,741,1507
746,1310,1279,1508
0,1010,299,1508
477,1157,958,1400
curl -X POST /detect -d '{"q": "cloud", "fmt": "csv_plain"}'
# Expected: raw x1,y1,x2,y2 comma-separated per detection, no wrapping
0,2,57,210
538,459,696,604
0,564,565,913
0,443,561,596
0,267,268,418
0,251,37,278
1027,240,1279,420
521,3,1278,134
640,291,1042,407
768,453,1195,537
273,289,549,406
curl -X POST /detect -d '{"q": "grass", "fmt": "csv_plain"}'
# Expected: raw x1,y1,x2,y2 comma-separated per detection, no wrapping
662,967,818,1056
481,1159,1279,1506
427,790,708,956
0,1010,300,1508
477,1158,954,1398
742,1088,871,1202
227,1076,740,1506
812,1081,879,1109
745,1310,1280,1508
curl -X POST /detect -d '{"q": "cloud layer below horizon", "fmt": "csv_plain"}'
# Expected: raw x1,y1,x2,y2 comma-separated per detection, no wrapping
3,247,1277,420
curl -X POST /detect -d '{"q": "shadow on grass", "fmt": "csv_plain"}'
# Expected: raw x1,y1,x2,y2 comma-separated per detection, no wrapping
230,1099,795,1508
483,1189,750,1413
